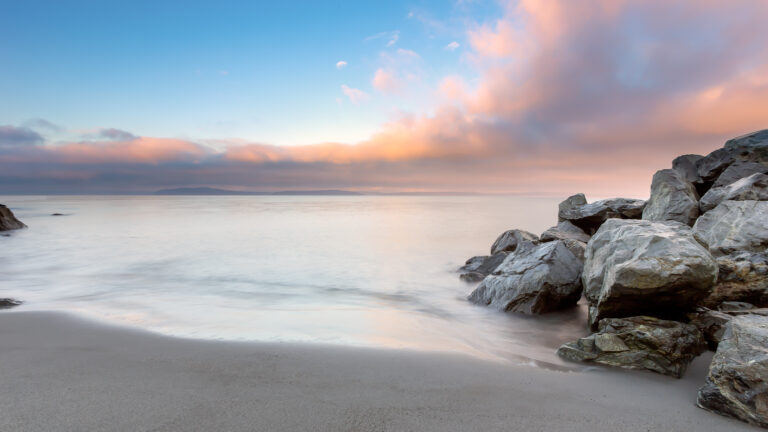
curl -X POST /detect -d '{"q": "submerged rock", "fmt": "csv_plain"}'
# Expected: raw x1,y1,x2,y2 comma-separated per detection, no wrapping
468,241,583,314
0,204,26,231
489,229,539,255
557,316,705,378
583,219,717,329
702,251,768,308
459,253,508,283
699,172,768,212
540,220,591,243
693,200,768,256
559,197,645,234
0,298,22,309
642,169,700,226
697,314,768,427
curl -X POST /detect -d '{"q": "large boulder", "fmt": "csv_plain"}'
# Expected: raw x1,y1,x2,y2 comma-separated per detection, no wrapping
693,200,768,257
468,241,583,314
688,306,768,350
711,161,767,189
557,193,587,222
700,172,768,212
697,314,768,428
672,154,704,184
0,204,26,231
697,148,738,185
490,229,539,255
540,220,590,243
458,253,508,283
696,130,768,192
642,169,700,226
724,128,768,153
559,197,645,234
702,251,768,308
583,219,718,329
557,316,705,378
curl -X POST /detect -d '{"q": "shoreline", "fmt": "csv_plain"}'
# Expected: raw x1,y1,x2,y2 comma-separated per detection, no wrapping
0,310,753,431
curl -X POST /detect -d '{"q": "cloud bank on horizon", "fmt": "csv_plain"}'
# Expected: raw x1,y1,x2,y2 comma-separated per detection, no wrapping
2,0,768,196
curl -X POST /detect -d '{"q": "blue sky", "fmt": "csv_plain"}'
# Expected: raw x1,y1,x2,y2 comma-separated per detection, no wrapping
0,0,499,146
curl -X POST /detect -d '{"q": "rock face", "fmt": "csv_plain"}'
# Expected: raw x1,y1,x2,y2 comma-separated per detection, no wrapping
0,204,26,231
711,161,767,189
468,241,583,314
540,220,590,243
557,316,705,378
700,172,768,212
459,253,508,283
673,154,704,183
559,197,645,234
697,314,768,427
583,219,718,329
702,251,768,308
693,200,768,256
725,128,768,152
0,298,23,309
642,169,700,226
490,229,539,255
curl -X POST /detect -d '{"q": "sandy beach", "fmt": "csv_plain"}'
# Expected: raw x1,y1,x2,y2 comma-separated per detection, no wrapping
0,311,753,432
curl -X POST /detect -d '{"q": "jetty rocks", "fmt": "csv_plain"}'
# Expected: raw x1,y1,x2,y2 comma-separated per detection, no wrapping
0,204,26,231
459,128,768,428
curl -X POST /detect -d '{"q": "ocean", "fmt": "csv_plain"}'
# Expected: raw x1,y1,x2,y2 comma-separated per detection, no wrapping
0,195,589,367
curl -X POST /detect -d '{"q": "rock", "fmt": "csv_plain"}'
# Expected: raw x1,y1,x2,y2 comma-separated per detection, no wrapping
697,314,768,427
688,308,733,350
672,154,703,183
0,298,22,309
559,197,645,234
51,213,64,216
693,200,768,256
468,241,583,314
458,253,508,283
583,219,718,329
702,251,768,308
695,130,768,194
724,128,768,152
540,221,590,243
0,204,26,231
642,169,700,226
700,172,768,212
557,316,705,378
490,229,539,255
697,148,738,184
718,301,757,313
558,193,587,222
560,238,587,263
711,161,767,189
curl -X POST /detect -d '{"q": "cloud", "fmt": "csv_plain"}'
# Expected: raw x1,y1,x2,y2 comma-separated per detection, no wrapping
340,84,369,104
96,128,138,141
23,118,63,133
445,41,460,51
386,31,400,47
336,60,348,70
0,125,44,147
2,1,768,196
372,49,423,94
372,69,400,93
364,30,400,47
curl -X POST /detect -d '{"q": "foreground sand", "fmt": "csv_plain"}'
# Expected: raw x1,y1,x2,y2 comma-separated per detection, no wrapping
0,312,754,431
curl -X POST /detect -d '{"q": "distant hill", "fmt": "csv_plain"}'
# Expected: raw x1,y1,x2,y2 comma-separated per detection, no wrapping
153,187,362,196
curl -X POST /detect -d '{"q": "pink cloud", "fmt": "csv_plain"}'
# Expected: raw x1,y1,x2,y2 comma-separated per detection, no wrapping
340,84,369,104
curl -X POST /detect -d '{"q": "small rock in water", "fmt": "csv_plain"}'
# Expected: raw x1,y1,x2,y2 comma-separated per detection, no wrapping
557,316,705,378
0,298,23,309
697,314,768,428
0,204,27,231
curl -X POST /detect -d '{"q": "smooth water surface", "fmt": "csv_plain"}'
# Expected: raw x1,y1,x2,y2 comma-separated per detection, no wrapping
0,196,589,366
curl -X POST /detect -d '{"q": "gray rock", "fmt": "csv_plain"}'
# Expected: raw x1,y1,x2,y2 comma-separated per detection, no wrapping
490,229,539,255
558,193,587,222
0,298,22,309
560,197,645,234
458,253,508,283
0,204,26,231
557,316,705,378
700,172,768,212
697,148,737,184
468,241,583,314
642,169,700,226
540,221,591,243
688,308,733,350
697,314,768,427
583,219,718,329
673,154,703,183
724,129,768,151
711,161,767,189
561,238,587,263
702,251,768,308
693,200,768,256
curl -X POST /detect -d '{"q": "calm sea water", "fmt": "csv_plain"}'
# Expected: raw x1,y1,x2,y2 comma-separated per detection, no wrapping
0,195,589,366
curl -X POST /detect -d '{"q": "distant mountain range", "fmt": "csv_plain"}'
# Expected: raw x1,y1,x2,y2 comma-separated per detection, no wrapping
153,187,363,196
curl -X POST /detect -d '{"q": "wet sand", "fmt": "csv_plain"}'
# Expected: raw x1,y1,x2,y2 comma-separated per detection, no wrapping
0,311,753,431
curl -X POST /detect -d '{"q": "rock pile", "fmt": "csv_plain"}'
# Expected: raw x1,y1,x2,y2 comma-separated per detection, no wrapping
459,129,768,427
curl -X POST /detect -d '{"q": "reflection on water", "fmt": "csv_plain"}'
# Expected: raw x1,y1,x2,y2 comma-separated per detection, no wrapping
0,195,590,366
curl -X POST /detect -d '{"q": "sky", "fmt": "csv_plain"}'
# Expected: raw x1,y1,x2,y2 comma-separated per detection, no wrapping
1,0,767,196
